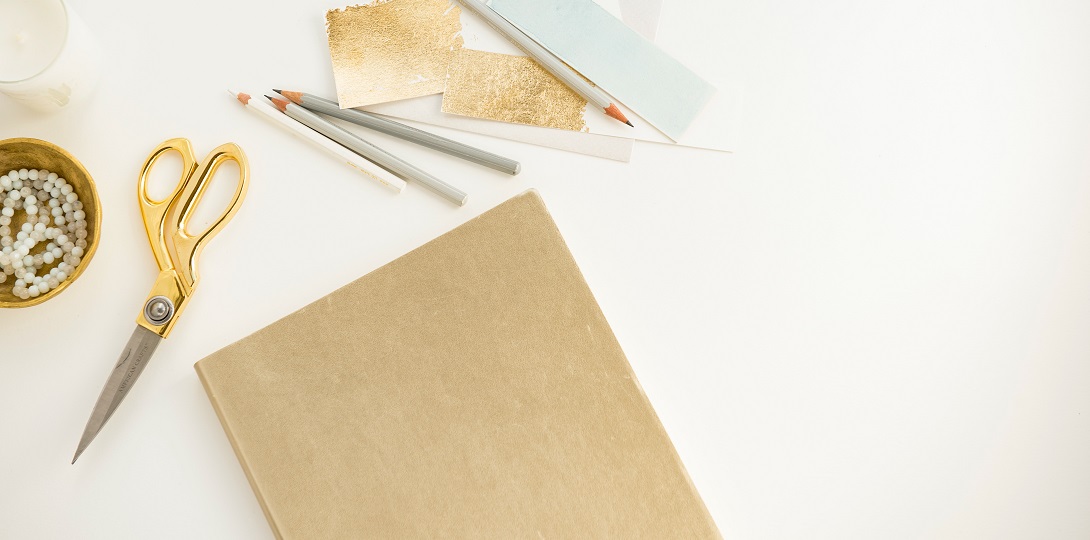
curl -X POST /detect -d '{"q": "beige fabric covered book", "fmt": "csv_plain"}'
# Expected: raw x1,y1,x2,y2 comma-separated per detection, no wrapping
195,190,720,539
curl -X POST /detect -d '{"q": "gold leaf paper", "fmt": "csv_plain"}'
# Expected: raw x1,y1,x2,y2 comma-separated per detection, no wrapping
441,49,587,131
327,0,463,108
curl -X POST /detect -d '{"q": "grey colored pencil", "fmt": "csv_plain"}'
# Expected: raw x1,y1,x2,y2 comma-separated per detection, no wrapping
454,0,633,127
267,95,468,206
275,90,521,176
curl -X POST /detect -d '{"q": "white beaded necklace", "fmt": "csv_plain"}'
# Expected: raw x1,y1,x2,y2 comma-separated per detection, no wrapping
0,168,89,300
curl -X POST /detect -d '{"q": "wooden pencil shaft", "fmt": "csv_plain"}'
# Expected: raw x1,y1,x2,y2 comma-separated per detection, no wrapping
282,102,468,206
457,0,611,109
298,93,520,176
239,96,405,192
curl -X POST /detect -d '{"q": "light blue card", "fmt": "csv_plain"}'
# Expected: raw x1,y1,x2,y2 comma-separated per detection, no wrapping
489,0,715,141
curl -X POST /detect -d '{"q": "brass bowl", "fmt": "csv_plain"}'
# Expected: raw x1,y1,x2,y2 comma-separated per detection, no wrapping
0,138,101,308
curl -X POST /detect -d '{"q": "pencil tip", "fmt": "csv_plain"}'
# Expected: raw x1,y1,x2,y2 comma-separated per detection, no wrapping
279,90,304,104
272,89,282,94
603,103,631,126
266,95,288,112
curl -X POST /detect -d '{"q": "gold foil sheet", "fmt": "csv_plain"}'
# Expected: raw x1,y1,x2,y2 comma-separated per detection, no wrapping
327,0,463,108
441,49,587,131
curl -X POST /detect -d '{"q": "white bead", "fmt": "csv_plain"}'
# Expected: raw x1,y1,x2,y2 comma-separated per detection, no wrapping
0,169,85,299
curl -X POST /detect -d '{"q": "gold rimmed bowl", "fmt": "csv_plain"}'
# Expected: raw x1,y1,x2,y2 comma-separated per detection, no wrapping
0,138,101,308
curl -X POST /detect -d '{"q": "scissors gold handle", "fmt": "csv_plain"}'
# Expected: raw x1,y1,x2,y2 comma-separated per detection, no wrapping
135,138,249,338
72,138,250,463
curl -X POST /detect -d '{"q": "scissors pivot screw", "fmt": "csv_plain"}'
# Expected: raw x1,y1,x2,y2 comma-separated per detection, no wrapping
144,296,175,326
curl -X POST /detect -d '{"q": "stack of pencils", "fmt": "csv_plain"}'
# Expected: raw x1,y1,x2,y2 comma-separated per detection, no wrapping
229,89,523,206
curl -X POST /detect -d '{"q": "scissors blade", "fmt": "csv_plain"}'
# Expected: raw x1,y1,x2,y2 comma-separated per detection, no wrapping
72,326,163,464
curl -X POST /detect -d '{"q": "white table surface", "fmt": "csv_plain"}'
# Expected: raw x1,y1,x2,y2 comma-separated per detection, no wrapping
3,0,1090,538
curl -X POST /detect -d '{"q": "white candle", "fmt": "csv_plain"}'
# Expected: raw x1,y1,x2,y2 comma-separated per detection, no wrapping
0,0,67,82
0,0,99,112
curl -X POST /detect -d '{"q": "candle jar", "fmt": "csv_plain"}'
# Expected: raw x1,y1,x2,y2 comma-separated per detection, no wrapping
0,0,100,112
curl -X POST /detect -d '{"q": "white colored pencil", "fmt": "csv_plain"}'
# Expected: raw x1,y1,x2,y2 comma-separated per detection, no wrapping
228,89,406,193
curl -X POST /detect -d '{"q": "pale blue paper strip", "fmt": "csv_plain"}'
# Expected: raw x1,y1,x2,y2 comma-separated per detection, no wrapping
489,0,715,141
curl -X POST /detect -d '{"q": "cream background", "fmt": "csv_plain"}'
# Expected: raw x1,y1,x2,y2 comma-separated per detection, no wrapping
1,0,1089,538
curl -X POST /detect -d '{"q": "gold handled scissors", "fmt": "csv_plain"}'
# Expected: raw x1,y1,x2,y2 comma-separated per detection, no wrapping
73,138,249,463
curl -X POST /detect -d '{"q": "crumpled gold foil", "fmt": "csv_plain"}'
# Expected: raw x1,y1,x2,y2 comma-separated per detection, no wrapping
327,0,463,108
441,49,587,131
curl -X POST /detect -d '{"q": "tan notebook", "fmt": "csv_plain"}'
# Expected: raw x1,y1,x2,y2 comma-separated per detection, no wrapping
195,191,720,539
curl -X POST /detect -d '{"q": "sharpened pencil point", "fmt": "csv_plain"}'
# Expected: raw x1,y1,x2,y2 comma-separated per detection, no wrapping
273,89,282,94
604,103,631,126
280,90,304,105
266,95,289,112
